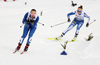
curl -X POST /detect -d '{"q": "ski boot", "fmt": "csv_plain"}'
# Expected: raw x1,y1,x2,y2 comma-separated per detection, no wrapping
56,33,65,40
20,44,30,54
13,43,22,53
24,44,30,52
71,38,76,42
71,34,78,42
16,43,22,51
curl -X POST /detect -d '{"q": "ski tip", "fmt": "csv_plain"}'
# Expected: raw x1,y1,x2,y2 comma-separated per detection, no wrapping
13,51,17,54
20,51,26,54
20,52,24,54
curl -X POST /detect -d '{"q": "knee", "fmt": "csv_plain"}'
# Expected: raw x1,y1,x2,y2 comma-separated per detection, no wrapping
22,34,27,38
27,37,32,44
77,28,80,30
77,26,81,30
28,34,33,38
67,25,73,30
29,37,32,42
29,32,34,37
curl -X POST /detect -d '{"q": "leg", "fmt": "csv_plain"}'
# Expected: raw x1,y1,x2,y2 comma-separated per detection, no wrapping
16,25,29,51
57,22,76,40
27,27,36,44
75,21,84,38
19,25,30,44
63,22,76,35
24,27,36,51
63,18,80,36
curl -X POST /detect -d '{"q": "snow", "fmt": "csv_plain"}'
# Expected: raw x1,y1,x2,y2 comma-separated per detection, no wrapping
0,0,100,65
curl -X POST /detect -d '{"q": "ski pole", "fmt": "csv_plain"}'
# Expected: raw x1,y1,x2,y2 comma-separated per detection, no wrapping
20,24,24,28
51,21,68,27
38,22,44,26
89,19,96,25
20,22,44,28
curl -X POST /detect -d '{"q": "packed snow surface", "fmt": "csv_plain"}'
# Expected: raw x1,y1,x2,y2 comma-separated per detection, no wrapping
0,0,100,65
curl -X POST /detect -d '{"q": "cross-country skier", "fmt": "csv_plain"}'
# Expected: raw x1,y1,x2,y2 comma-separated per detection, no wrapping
56,5,90,41
14,9,39,52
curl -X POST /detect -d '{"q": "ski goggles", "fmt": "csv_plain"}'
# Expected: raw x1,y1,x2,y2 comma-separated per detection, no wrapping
77,9,82,13
77,8,82,12
77,10,81,13
31,13,36,16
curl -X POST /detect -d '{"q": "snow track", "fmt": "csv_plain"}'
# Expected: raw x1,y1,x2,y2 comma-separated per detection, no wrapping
0,0,100,65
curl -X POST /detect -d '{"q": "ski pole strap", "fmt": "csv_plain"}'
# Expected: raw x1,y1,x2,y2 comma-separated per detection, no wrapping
51,21,68,27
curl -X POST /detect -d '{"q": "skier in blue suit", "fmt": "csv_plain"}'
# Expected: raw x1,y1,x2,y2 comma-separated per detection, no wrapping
56,5,90,41
15,9,39,52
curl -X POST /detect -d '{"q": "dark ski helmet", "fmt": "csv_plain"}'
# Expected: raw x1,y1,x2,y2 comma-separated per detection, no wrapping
31,9,36,12
78,5,83,10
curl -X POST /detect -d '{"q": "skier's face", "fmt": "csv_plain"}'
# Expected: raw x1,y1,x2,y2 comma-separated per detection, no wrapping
77,8,82,14
31,11,36,18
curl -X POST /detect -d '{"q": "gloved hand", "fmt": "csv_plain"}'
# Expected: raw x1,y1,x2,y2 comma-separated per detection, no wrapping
26,19,35,25
26,19,29,23
30,19,35,25
86,23,89,27
68,18,71,22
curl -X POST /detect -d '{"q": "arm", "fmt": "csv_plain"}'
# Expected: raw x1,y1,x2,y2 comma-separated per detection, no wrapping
84,12,90,23
34,16,39,26
84,13,90,27
67,11,76,19
22,12,28,24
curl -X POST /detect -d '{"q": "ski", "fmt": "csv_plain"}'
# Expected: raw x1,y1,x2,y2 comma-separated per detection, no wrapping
47,38,62,41
65,39,76,44
20,51,26,54
13,50,26,54
20,51,24,54
13,50,17,54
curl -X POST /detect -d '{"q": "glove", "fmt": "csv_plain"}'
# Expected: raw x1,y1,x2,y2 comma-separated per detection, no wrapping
68,18,71,22
26,19,29,23
30,19,35,25
86,23,89,27
26,19,35,25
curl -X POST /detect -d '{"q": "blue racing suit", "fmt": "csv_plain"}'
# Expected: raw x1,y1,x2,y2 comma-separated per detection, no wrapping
19,12,39,45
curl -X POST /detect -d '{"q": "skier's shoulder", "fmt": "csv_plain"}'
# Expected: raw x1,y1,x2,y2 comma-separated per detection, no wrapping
82,10,85,14
68,11,76,16
26,12,29,14
80,10,86,15
35,14,39,19
24,12,29,17
82,11,89,17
